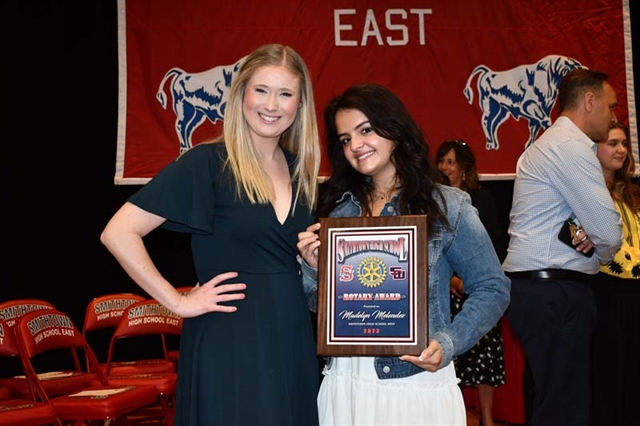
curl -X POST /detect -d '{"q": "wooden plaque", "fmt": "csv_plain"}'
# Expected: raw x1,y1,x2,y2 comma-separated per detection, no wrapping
316,215,428,356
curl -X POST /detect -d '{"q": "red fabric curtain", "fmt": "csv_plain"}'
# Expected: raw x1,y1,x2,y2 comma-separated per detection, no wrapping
116,0,635,184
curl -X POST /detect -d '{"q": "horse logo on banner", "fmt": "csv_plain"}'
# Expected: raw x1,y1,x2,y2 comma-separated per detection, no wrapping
156,56,247,152
464,55,583,150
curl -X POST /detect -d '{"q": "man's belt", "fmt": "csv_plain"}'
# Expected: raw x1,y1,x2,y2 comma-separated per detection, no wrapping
505,269,591,284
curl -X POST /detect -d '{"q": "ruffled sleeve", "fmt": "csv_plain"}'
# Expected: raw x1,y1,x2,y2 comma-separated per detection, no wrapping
128,143,226,235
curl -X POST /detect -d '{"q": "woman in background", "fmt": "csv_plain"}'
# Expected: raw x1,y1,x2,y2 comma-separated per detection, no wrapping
590,122,640,426
436,140,507,426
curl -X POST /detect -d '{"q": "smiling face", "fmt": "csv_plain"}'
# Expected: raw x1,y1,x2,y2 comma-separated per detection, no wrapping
242,64,301,146
336,108,397,184
597,127,628,181
437,148,464,189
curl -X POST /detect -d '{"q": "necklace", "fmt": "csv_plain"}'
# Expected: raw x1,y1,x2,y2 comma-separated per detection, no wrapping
373,190,387,200
372,187,397,201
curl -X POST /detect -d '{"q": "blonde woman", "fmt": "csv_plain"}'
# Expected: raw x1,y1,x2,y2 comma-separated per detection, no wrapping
101,44,321,425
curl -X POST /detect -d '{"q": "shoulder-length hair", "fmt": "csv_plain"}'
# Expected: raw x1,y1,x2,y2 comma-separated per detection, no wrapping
608,122,640,211
434,140,481,191
319,84,448,231
213,44,320,209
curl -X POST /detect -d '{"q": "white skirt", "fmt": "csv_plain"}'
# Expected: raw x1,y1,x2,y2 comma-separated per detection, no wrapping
318,357,466,426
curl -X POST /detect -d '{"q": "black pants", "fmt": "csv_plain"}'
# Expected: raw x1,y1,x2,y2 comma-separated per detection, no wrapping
506,277,596,426
589,272,640,426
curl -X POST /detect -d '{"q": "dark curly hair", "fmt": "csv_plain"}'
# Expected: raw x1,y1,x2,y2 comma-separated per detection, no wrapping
318,84,448,232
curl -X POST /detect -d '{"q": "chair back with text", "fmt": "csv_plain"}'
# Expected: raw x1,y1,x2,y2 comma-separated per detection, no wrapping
0,299,85,399
14,309,157,423
83,293,145,333
0,299,55,328
82,293,172,375
105,299,183,375
14,309,101,394
0,318,61,426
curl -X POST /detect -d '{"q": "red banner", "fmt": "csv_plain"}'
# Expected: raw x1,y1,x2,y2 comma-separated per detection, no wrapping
116,0,636,184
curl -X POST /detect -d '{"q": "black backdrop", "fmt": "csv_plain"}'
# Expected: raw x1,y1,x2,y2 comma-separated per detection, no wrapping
1,0,638,372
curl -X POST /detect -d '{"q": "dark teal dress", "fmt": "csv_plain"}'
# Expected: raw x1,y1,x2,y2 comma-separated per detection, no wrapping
129,143,319,426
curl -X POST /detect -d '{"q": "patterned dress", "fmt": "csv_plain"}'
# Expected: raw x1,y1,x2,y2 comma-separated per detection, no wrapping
451,294,505,386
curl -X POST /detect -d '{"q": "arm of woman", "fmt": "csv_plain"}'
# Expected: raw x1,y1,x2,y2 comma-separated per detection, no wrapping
300,259,318,312
437,195,511,358
101,202,246,317
297,222,321,311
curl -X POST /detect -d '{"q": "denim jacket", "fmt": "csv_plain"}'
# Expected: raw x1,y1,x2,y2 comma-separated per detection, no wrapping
302,185,510,379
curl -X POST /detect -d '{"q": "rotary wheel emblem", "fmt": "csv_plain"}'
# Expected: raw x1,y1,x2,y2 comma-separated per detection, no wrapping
357,256,387,288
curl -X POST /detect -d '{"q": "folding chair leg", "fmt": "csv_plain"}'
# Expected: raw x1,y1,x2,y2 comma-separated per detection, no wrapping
161,396,175,426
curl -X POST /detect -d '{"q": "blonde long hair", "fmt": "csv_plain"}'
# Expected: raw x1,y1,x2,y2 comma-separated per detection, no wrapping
212,44,320,209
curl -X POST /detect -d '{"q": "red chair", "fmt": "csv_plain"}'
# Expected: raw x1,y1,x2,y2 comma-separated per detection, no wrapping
0,299,95,400
164,286,193,366
105,299,183,374
0,299,55,328
0,318,61,426
0,299,56,398
101,299,183,426
0,384,13,400
103,298,182,375
83,293,176,375
14,308,158,425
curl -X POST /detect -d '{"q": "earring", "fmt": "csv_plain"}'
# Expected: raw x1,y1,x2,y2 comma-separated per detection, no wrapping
462,173,466,181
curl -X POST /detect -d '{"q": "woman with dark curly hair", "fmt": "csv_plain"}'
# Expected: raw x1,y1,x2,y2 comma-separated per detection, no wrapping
298,84,510,425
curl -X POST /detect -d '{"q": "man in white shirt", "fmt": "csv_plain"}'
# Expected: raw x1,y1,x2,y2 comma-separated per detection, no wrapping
503,68,623,426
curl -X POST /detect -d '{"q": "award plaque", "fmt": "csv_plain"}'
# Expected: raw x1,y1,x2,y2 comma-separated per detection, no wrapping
316,215,428,356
